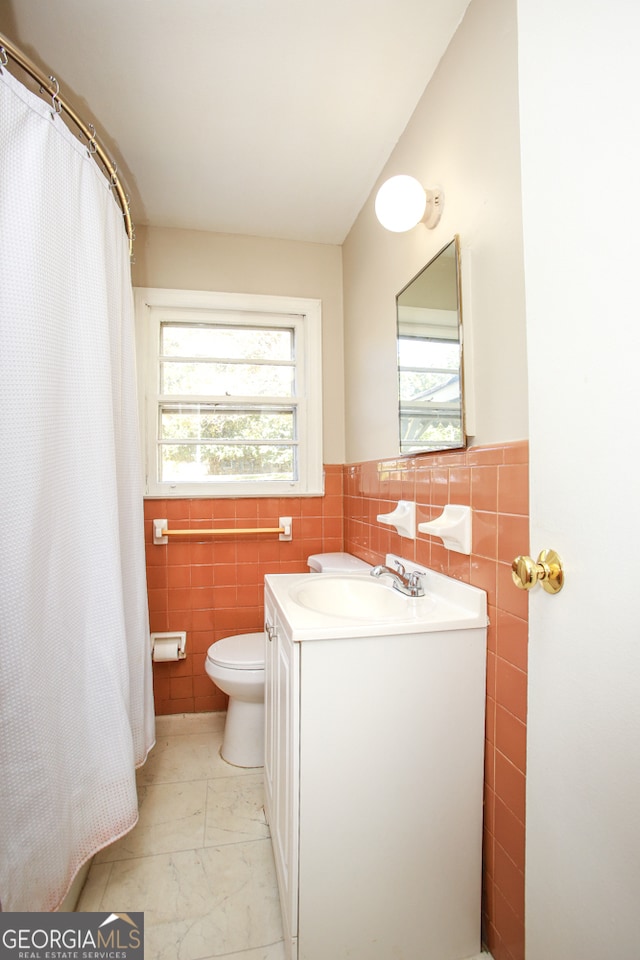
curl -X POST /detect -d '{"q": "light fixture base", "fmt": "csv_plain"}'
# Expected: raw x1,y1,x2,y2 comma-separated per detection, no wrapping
423,188,444,229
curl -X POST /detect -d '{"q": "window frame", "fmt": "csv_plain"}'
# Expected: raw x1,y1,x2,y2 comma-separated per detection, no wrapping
134,288,323,498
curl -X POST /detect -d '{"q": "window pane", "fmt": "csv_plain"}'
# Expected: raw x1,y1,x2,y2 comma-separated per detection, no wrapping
400,414,462,451
160,406,294,441
397,337,459,370
398,338,461,401
161,360,295,396
398,368,460,403
161,323,293,361
160,443,296,483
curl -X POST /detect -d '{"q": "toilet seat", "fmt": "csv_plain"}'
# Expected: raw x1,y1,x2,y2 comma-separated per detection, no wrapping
207,632,264,670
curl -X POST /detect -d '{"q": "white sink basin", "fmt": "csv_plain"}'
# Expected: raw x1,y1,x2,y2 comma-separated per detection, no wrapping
265,554,488,640
291,575,419,621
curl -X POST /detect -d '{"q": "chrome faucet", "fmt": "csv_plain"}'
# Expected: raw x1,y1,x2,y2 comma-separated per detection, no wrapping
370,561,425,597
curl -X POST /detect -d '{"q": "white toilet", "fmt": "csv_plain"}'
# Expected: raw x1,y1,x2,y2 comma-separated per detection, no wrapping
205,631,266,767
205,553,371,768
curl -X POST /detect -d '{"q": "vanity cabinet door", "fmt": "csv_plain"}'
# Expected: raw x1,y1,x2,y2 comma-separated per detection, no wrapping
263,593,277,832
264,589,299,958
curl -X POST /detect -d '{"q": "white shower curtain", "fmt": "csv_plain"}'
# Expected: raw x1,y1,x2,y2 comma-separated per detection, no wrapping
0,66,155,910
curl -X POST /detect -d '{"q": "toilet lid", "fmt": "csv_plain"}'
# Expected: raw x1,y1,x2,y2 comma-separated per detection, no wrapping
207,632,265,669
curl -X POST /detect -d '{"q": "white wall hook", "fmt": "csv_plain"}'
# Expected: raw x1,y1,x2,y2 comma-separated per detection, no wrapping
418,504,472,554
377,500,416,539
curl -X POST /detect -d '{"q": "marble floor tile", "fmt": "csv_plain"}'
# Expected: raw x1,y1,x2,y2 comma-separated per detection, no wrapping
81,839,283,960
154,712,227,738
95,780,208,862
78,714,284,960
137,731,255,786
76,862,113,911
199,944,286,960
204,774,270,847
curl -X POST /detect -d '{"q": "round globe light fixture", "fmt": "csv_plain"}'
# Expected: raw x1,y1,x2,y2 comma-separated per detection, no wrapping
374,175,443,232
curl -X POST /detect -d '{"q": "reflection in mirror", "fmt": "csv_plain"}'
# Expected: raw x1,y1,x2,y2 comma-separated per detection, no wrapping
396,236,464,454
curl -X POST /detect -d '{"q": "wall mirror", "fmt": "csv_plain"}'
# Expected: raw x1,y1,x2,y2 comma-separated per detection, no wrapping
396,236,465,454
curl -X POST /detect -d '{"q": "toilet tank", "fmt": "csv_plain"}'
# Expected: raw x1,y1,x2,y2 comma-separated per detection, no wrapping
307,552,371,574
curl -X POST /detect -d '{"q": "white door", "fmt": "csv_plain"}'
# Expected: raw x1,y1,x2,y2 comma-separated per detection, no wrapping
517,2,640,957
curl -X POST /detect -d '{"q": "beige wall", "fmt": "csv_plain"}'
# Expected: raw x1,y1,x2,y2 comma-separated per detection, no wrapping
342,0,527,463
131,225,346,464
131,0,527,469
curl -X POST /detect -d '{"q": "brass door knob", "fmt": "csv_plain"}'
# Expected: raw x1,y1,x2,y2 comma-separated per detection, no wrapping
512,549,564,594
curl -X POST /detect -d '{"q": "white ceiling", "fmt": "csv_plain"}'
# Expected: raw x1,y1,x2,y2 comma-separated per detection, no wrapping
2,0,470,244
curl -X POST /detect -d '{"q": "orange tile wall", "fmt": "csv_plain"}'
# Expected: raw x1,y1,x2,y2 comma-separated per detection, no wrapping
144,464,344,714
143,443,528,960
343,441,529,960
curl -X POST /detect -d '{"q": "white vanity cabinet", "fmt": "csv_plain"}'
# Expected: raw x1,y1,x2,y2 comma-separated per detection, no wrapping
264,568,488,960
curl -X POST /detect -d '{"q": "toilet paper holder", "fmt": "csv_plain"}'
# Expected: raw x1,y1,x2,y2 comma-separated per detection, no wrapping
151,631,187,661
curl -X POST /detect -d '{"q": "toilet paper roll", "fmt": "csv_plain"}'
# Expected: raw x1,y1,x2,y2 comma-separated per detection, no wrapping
152,640,181,662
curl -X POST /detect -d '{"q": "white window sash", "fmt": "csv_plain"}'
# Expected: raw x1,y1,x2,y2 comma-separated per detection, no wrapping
134,288,323,497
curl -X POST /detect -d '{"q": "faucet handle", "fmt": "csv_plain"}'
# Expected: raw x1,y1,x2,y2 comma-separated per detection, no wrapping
394,560,406,576
407,570,425,596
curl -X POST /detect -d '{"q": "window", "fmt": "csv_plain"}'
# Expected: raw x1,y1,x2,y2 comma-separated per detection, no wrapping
397,330,462,454
134,289,323,497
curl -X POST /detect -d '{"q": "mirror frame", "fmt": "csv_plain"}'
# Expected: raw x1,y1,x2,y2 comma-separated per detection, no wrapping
396,235,465,456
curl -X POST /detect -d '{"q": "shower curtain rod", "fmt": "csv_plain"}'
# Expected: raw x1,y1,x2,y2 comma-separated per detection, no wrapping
0,32,134,255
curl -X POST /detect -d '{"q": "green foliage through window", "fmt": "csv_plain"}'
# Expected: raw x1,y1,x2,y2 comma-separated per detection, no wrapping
158,323,298,483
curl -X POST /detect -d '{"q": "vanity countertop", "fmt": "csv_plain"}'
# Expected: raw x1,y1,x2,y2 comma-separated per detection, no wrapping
265,561,487,642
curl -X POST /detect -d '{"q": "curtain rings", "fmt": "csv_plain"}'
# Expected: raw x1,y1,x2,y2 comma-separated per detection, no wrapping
43,75,62,116
0,46,8,69
87,123,97,155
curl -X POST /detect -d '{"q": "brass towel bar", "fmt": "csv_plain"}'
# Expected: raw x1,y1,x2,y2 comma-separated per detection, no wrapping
153,518,292,544
163,527,284,536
